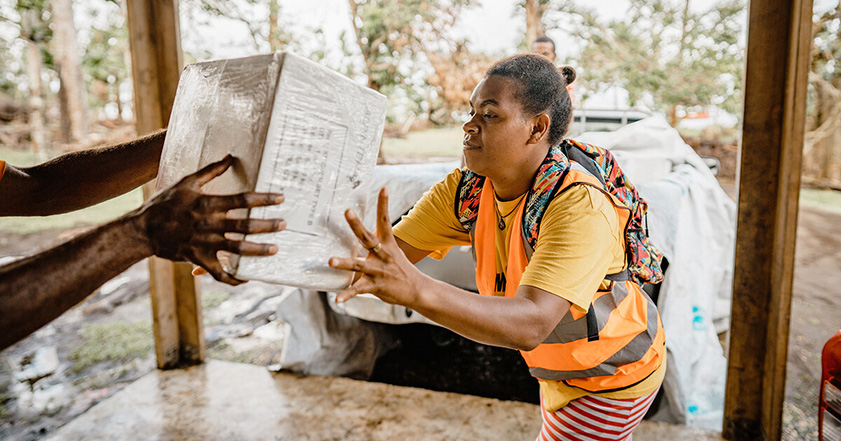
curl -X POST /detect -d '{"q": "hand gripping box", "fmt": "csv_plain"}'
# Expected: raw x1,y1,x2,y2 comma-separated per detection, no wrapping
156,52,387,290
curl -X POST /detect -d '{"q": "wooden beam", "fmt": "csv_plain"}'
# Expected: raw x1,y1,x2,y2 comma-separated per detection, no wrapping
125,0,204,369
724,0,813,439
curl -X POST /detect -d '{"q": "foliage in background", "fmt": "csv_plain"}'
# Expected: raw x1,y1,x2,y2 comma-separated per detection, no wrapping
425,43,493,124
80,1,130,120
180,0,298,55
517,0,550,50
804,3,841,186
69,321,154,373
346,0,479,124
551,0,745,124
0,32,26,100
812,4,841,89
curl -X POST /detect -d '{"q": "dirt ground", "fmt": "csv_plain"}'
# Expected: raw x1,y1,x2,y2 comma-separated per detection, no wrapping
783,205,841,439
0,197,839,440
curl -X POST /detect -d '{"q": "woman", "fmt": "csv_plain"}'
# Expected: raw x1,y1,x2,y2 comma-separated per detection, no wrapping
329,54,666,441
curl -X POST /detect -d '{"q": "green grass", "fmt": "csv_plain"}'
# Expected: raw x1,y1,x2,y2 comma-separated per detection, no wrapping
69,321,154,373
0,188,144,234
1,148,40,167
0,146,145,234
202,290,230,309
800,188,841,215
381,127,463,159
0,359,12,419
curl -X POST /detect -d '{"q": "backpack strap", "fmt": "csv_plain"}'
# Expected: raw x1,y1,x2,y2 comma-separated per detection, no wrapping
604,269,630,282
521,145,571,254
454,169,485,233
561,140,606,188
520,159,589,261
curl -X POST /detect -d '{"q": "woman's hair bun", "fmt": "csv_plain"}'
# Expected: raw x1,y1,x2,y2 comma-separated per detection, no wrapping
559,66,576,85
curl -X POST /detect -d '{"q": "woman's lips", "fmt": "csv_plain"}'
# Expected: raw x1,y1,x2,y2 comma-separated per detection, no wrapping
463,141,481,150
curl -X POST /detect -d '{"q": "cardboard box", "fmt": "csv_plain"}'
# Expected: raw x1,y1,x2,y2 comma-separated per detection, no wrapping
156,52,387,290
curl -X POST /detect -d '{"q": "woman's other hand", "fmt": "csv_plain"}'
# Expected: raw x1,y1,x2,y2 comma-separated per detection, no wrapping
329,187,430,305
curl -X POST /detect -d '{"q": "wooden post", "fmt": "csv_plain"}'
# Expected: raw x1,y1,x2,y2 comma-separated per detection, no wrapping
723,0,813,439
125,0,205,369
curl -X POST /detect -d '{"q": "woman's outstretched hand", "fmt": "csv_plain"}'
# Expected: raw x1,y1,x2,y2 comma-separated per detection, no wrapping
329,187,429,305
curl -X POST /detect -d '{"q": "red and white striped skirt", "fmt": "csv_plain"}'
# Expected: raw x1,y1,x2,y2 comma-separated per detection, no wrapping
536,389,659,441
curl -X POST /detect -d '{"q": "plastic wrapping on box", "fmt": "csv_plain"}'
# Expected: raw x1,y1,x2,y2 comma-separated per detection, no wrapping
156,52,387,290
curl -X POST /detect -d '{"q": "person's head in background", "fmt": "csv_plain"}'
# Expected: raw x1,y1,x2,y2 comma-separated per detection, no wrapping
532,36,556,63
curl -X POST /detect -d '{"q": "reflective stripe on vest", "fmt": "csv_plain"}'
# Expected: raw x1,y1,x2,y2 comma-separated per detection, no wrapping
472,169,665,391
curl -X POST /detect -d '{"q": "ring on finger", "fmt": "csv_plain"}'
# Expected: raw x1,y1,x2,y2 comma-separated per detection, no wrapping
369,242,382,253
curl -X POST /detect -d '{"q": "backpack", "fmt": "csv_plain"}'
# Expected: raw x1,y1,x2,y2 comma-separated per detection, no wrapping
455,139,665,286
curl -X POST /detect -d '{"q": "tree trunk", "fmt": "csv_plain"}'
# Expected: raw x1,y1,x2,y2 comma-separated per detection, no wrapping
51,0,89,142
668,104,679,127
524,0,546,49
121,0,135,124
805,74,841,185
114,79,124,121
269,0,282,52
25,39,49,161
347,0,381,92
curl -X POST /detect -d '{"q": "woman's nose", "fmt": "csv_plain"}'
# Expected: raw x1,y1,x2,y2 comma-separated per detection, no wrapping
463,117,479,134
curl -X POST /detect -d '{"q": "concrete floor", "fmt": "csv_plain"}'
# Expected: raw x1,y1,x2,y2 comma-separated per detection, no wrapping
45,360,724,441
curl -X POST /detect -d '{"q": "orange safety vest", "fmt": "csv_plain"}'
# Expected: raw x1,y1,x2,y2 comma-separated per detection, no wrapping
472,167,666,392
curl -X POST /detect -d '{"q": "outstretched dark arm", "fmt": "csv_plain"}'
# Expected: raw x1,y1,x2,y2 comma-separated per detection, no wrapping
0,129,166,216
0,156,286,350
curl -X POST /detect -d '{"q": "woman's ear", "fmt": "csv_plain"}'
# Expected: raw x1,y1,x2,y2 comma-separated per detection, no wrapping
528,113,551,145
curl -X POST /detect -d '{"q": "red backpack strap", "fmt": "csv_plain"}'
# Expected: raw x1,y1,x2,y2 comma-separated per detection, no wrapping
454,168,485,232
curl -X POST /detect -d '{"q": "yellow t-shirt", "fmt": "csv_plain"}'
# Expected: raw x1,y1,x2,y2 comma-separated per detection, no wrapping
393,168,665,411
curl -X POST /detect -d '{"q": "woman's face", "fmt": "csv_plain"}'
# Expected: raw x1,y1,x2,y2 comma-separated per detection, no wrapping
462,75,534,178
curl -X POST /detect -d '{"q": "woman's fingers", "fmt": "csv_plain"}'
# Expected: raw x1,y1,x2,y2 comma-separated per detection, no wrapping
344,209,380,251
372,187,393,260
336,287,360,303
376,187,392,237
329,256,366,272
336,278,378,303
192,266,208,276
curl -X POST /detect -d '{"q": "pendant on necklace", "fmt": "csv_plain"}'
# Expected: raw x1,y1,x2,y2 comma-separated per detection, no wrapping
498,218,506,230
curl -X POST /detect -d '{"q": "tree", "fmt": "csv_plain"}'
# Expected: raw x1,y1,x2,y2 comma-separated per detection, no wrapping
83,14,130,121
51,0,89,142
803,3,841,187
554,0,745,125
268,0,291,52
522,0,549,48
425,42,493,125
180,0,294,54
346,0,474,92
16,0,51,160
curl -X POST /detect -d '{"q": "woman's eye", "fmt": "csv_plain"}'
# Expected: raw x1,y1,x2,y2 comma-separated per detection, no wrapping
483,114,495,119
